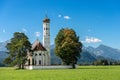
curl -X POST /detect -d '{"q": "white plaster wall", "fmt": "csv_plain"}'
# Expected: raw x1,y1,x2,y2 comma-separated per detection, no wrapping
25,65,74,70
33,51,49,65
43,22,50,65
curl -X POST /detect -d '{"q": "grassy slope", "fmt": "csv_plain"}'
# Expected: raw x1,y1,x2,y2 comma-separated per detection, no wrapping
0,66,120,80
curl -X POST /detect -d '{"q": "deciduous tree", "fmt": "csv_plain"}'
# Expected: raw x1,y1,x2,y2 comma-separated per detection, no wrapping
55,28,82,68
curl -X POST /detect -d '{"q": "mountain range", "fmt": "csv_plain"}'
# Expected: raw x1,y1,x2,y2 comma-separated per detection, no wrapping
0,40,9,51
85,45,120,60
0,41,9,66
0,41,120,66
51,44,120,65
80,44,120,65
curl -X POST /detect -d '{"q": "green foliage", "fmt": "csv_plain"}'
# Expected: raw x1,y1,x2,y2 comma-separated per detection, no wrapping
55,28,82,68
112,61,120,65
93,59,109,65
0,66,120,80
4,32,31,69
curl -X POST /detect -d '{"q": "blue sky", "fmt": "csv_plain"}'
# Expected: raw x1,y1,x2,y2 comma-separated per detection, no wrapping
0,0,120,49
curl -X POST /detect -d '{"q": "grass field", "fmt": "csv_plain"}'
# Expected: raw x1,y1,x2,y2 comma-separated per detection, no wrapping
0,66,120,80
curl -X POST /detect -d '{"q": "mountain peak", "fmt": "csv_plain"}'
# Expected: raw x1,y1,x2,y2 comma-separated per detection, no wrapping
85,44,120,60
0,40,10,51
97,44,116,50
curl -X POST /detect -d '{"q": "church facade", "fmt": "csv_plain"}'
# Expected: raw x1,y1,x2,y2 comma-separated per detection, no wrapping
25,17,73,69
26,17,50,66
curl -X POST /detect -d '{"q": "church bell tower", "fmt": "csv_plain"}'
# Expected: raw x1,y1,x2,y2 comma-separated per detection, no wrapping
43,16,50,65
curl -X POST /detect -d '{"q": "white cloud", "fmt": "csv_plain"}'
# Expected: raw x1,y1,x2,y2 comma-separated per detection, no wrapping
82,36,102,43
3,29,5,33
35,32,40,37
58,14,62,18
22,28,27,33
64,16,71,19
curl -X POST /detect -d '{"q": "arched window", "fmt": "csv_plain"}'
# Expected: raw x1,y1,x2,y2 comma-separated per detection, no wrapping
32,59,34,65
35,53,37,56
39,60,41,65
39,53,41,56
28,59,30,65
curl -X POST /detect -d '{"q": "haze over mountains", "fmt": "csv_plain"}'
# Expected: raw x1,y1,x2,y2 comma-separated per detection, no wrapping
85,45,120,60
79,45,120,64
0,41,9,51
0,41,120,66
0,41,9,66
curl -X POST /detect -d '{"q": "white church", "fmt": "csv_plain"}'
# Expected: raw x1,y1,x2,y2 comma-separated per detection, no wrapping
25,17,51,69
25,16,73,69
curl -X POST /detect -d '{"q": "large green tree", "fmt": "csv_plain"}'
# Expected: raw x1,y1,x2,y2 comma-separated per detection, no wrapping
55,28,82,68
4,32,31,69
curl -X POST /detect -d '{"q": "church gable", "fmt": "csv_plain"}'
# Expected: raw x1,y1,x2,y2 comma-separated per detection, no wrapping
27,40,49,66
31,40,46,51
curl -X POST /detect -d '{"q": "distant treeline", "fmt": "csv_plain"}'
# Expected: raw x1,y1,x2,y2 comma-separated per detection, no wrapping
79,59,120,66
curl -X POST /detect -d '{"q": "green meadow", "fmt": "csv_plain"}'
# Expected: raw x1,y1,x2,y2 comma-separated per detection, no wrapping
0,66,120,80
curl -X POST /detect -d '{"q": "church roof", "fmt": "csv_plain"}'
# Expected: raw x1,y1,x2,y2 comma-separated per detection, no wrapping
31,39,46,51
43,16,50,23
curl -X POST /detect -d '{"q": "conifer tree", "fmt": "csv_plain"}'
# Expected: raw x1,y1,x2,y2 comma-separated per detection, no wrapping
4,32,31,69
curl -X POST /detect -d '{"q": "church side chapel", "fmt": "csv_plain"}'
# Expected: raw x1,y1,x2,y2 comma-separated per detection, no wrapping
26,16,51,67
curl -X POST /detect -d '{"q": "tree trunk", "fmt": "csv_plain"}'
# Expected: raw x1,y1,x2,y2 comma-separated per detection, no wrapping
21,64,24,69
72,63,76,69
18,64,21,69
